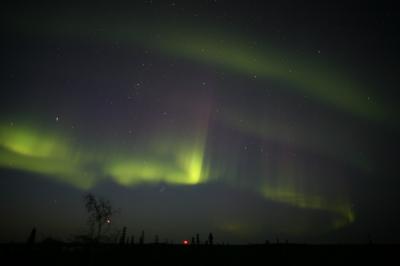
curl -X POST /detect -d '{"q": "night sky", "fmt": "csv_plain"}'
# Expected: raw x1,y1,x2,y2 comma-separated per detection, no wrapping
1,1,399,244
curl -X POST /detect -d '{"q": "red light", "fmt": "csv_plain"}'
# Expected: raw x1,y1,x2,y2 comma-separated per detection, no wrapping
183,240,189,245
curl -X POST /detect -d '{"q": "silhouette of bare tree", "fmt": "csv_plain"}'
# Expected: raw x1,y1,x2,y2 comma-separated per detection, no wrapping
83,193,116,242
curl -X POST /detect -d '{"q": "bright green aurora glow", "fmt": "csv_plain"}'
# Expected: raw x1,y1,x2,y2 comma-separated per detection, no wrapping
0,123,209,188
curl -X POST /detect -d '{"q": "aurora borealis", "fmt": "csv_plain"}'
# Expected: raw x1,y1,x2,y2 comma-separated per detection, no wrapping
1,1,399,243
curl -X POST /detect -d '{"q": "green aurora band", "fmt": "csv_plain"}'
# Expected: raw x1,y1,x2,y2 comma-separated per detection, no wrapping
0,121,354,232
112,23,388,121
149,30,384,120
0,122,209,189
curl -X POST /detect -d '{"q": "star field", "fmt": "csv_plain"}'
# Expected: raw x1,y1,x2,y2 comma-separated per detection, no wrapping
0,1,399,243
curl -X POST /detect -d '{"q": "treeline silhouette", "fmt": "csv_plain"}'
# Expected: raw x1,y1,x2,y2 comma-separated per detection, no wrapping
0,224,396,266
0,226,395,266
1,193,397,265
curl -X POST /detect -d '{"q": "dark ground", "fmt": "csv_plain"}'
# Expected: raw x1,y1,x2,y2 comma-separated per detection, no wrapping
1,243,399,265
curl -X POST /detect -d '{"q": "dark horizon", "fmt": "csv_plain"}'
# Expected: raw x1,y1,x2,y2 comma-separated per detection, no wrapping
1,1,400,245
